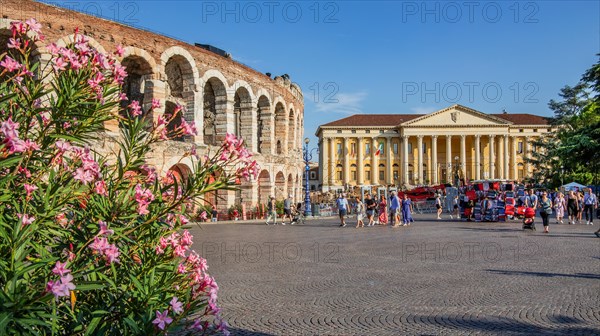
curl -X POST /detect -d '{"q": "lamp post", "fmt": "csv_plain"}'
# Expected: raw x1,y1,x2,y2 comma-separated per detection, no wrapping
303,138,318,217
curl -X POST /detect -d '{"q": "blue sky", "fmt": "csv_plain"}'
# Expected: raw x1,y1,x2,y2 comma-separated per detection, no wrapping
44,1,599,147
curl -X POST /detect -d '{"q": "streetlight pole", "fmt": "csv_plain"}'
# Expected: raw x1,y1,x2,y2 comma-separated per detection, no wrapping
303,138,318,217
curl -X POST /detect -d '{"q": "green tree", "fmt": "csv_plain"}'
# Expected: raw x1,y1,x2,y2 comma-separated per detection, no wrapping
529,54,600,188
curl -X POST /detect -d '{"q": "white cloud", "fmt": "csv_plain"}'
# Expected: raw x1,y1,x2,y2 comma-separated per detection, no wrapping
314,91,368,115
409,106,437,114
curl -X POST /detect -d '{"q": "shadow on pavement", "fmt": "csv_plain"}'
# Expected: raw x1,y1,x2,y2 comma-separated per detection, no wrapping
487,269,600,280
409,314,600,336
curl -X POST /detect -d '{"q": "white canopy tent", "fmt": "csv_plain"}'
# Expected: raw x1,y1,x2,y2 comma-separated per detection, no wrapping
561,182,587,191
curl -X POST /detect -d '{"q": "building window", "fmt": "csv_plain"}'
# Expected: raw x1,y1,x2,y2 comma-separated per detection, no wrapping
408,143,413,153
533,129,537,132
337,143,342,155
351,130,356,134
518,141,523,154
379,130,385,134
365,130,370,134
310,171,316,179
408,171,413,181
393,171,399,181
547,128,552,132
337,130,342,133
366,171,371,180
519,129,523,133
393,143,398,154
337,171,343,180
423,143,427,154
310,185,316,191
379,170,385,181
351,143,357,156
365,143,371,155
351,171,357,180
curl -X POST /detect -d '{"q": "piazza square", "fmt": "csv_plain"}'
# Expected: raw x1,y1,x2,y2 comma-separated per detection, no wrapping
0,1,598,335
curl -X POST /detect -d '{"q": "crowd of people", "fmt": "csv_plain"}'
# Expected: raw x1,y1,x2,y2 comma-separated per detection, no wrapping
336,192,414,228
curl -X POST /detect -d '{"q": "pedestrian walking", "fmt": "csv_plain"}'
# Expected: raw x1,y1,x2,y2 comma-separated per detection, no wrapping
577,192,584,223
336,194,349,227
283,194,293,225
364,194,376,227
451,195,459,219
389,192,400,226
435,193,443,220
567,190,579,224
378,195,388,225
583,188,597,225
355,198,365,228
265,196,277,225
400,194,413,226
554,192,566,224
538,191,553,233
211,206,218,222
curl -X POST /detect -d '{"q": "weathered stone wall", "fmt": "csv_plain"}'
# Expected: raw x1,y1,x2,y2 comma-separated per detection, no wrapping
1,0,305,213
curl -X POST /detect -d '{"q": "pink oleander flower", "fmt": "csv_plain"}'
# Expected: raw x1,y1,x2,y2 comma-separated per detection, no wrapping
112,63,127,84
87,71,105,89
73,167,95,184
118,92,128,101
151,98,161,109
1,117,19,139
180,119,197,136
152,310,173,330
50,274,76,299
98,220,114,236
10,21,26,35
177,263,187,274
199,211,208,221
129,100,142,117
46,42,60,55
23,140,40,151
7,38,21,49
0,56,22,72
115,44,125,57
104,244,120,264
94,180,108,196
18,213,35,226
191,319,204,331
25,18,42,34
52,261,71,277
173,244,187,258
90,236,109,253
24,184,38,198
170,297,184,315
180,230,193,246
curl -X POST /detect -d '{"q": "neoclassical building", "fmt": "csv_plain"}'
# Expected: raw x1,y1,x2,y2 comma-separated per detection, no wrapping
316,105,555,192
3,0,304,211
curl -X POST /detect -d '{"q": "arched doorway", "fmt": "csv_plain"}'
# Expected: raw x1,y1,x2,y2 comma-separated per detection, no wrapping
203,77,227,146
256,96,271,154
275,172,285,200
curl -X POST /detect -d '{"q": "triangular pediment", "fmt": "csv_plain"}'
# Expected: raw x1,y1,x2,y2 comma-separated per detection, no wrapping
402,105,512,126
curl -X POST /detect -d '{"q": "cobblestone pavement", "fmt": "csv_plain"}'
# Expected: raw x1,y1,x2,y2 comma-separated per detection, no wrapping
189,214,600,335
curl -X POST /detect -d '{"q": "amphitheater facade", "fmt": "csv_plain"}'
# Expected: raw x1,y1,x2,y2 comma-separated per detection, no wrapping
2,0,305,212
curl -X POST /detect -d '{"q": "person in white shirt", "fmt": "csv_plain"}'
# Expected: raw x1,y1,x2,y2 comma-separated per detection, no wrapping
336,194,349,227
583,188,597,225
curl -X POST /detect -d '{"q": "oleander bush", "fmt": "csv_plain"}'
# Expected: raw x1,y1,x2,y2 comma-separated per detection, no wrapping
0,19,257,335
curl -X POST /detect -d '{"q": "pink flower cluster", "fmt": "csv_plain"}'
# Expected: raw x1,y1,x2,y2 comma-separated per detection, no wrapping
221,133,259,181
134,184,155,215
1,118,40,154
89,221,120,264
46,261,76,300
70,146,102,185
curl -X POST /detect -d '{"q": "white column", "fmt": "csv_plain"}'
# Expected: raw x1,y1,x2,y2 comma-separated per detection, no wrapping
386,137,393,184
357,137,364,185
372,137,378,185
329,137,336,185
321,137,328,189
343,137,349,185
460,135,466,175
497,136,504,179
446,135,452,181
417,135,423,184
489,135,495,180
432,135,438,184
503,135,509,180
474,135,481,180
524,136,530,178
511,136,518,180
403,135,409,184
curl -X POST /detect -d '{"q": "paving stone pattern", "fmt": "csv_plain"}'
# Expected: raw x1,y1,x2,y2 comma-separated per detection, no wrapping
190,215,600,335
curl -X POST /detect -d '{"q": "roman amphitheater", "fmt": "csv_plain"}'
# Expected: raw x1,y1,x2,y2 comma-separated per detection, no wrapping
1,0,305,213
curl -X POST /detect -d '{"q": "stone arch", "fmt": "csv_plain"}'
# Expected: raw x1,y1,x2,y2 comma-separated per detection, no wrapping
202,75,228,146
256,95,272,154
168,163,192,184
163,51,197,141
288,108,296,153
274,102,287,155
234,85,253,146
275,171,285,200
119,51,155,120
258,169,272,206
